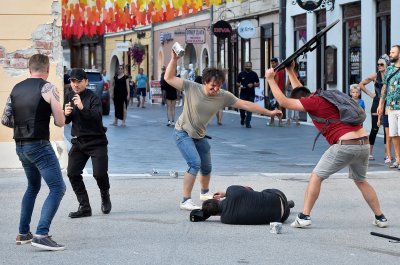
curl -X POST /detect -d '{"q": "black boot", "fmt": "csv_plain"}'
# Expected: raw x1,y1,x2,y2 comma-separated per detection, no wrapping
100,190,112,214
69,193,92,218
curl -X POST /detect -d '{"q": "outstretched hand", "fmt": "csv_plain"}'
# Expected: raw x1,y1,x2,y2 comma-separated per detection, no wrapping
271,109,283,118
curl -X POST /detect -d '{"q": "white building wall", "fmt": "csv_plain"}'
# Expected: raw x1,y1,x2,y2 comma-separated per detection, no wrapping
392,0,400,46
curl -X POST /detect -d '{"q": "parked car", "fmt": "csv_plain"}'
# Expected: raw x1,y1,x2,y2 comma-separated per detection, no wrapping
84,69,110,115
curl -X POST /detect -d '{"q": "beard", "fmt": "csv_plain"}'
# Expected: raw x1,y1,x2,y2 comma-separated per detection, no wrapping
390,56,399,63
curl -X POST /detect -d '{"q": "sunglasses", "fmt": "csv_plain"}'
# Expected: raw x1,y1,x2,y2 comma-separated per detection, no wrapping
377,63,385,66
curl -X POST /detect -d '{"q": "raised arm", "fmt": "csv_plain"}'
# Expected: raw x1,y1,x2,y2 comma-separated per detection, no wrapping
359,73,377,98
165,50,183,91
266,68,305,111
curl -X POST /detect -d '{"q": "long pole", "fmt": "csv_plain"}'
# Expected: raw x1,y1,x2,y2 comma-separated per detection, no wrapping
279,0,286,61
210,5,214,67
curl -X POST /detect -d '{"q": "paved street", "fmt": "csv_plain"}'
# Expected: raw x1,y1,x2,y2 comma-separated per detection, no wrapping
1,103,400,265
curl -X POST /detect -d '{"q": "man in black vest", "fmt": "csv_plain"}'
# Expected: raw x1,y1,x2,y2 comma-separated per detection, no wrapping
64,68,111,218
1,54,66,251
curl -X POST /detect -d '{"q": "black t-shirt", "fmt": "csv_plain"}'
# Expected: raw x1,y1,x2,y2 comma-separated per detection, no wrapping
237,70,259,97
220,186,282,225
160,72,177,100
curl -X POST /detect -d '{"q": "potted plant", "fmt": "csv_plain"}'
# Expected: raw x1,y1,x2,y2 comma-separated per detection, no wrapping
129,43,145,66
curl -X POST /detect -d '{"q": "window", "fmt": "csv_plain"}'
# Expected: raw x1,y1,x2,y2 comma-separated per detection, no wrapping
343,3,361,94
241,39,250,69
293,14,307,86
376,0,391,56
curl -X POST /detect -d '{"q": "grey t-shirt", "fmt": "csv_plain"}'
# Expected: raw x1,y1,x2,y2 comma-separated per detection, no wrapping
175,80,238,138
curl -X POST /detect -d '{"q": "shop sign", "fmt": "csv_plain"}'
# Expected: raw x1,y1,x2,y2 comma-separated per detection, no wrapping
160,32,173,44
174,28,186,35
116,42,129,52
212,20,232,39
185,28,205,44
237,20,256,39
150,80,163,104
296,0,323,11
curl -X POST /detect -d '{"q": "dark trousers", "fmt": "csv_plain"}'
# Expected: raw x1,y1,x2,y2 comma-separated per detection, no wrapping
240,95,255,126
67,137,110,196
264,189,291,223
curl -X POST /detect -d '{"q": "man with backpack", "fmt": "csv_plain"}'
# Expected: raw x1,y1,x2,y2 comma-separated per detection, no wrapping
265,61,388,229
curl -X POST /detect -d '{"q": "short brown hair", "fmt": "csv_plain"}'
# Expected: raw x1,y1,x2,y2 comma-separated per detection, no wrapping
202,68,225,85
29,54,49,73
290,86,311,99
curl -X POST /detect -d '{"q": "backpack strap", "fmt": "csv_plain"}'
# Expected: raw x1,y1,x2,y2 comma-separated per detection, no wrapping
309,113,340,151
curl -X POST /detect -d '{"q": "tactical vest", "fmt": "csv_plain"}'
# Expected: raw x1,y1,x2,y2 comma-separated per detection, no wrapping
11,78,52,140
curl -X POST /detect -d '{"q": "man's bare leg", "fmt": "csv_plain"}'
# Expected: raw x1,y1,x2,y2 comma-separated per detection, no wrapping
183,172,196,198
198,175,210,190
392,136,400,163
302,172,323,215
354,180,383,215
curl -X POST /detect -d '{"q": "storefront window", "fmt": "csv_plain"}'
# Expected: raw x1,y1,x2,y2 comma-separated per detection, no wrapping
316,11,326,90
343,3,361,94
293,14,307,86
241,38,250,69
217,39,226,69
377,0,391,56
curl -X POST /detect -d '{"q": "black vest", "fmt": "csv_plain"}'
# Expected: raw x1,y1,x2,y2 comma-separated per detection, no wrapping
11,78,52,140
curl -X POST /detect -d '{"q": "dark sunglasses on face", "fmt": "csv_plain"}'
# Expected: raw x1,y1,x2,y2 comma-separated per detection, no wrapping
377,63,385,66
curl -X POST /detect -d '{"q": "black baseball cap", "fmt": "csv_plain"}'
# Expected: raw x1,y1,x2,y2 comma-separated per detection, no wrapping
189,209,211,222
69,68,87,81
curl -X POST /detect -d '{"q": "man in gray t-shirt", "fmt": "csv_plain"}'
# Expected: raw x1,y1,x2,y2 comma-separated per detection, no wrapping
165,50,282,211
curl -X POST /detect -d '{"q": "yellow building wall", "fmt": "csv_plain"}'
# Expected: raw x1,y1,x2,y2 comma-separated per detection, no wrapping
0,0,66,168
104,31,152,83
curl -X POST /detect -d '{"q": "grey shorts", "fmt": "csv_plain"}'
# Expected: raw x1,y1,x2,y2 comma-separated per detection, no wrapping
314,144,369,181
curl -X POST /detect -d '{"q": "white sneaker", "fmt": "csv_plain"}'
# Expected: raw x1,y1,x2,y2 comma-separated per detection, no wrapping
200,191,214,201
171,121,175,126
180,199,200,211
373,215,388,228
290,214,312,228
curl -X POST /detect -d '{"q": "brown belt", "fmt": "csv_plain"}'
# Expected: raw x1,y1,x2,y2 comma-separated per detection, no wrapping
336,138,369,145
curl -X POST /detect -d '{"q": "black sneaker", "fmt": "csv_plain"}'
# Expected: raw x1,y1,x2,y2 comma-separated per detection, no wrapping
31,236,65,251
16,232,33,245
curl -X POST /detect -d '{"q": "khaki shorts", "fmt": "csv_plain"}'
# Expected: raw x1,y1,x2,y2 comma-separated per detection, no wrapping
388,110,400,136
314,144,369,181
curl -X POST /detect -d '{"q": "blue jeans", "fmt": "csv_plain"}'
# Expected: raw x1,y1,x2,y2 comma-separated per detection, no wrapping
173,129,212,176
16,140,66,235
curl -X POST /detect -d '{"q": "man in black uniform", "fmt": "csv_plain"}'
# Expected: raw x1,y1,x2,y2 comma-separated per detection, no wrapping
236,62,260,128
200,185,293,224
64,68,111,218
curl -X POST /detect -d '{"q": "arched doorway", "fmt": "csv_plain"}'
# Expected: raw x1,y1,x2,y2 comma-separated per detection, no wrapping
201,48,209,74
109,55,120,80
183,43,197,70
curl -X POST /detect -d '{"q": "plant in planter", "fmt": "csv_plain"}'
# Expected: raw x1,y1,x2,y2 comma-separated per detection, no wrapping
129,43,146,66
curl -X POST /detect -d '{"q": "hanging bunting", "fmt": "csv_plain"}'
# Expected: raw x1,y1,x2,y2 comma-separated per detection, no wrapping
62,0,236,38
